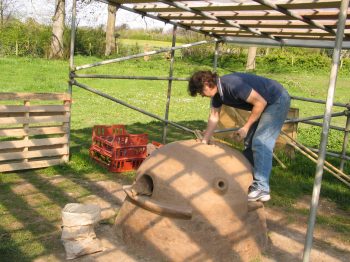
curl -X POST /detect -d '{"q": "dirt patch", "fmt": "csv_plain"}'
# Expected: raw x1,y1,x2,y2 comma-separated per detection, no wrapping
20,175,349,262
264,207,350,262
294,195,350,218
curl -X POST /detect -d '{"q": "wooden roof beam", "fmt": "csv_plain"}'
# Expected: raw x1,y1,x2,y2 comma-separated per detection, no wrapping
133,1,342,12
101,0,222,38
157,9,348,20
252,0,338,36
157,0,282,42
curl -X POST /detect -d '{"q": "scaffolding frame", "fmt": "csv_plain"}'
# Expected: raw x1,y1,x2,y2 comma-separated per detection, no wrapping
68,1,350,261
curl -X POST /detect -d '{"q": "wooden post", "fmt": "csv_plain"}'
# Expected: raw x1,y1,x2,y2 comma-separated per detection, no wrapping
246,46,257,71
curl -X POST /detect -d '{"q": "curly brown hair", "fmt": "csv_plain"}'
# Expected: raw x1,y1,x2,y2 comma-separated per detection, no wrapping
188,71,218,97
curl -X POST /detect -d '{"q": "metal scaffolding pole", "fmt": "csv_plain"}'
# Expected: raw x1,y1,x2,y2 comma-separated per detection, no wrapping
73,74,188,81
213,41,220,72
302,0,349,261
224,36,350,49
308,147,350,162
75,39,218,71
300,120,346,132
65,0,77,163
71,81,239,138
68,0,77,94
72,80,195,135
285,111,345,123
163,25,177,144
291,95,348,108
340,111,350,171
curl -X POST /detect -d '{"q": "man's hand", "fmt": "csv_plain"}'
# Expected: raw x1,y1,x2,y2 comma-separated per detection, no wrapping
201,139,209,144
233,126,248,142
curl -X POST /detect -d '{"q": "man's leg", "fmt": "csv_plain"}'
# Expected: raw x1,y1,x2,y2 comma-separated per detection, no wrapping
243,121,259,166
248,90,290,201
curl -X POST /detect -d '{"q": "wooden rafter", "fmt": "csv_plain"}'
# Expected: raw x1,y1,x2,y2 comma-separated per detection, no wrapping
103,0,350,47
252,0,339,36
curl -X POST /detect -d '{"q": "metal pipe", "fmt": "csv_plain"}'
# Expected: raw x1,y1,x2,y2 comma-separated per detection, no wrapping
340,113,350,171
291,95,347,108
223,36,350,50
213,41,220,72
69,0,77,93
308,147,350,161
72,80,195,135
75,39,218,71
163,25,177,144
73,74,188,81
285,111,345,123
66,0,77,163
299,120,345,132
303,0,349,260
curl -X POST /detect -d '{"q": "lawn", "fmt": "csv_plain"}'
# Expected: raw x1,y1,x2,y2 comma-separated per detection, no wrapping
0,55,349,261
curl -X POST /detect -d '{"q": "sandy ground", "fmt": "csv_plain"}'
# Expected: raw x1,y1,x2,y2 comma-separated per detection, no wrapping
33,178,349,262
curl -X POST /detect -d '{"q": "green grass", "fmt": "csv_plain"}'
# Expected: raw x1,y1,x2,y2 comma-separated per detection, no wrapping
0,55,349,260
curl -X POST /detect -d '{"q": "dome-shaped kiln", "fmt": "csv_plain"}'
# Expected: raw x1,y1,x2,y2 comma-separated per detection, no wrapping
115,139,267,261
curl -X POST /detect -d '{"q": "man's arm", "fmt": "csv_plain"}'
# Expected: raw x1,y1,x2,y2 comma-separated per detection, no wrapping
202,106,221,144
235,89,267,141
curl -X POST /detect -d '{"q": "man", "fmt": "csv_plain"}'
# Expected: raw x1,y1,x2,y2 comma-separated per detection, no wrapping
188,71,290,202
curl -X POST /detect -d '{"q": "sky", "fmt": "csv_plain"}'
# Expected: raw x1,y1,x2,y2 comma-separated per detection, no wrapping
18,0,171,30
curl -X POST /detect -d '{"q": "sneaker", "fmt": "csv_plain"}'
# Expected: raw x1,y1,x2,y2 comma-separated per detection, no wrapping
248,186,271,202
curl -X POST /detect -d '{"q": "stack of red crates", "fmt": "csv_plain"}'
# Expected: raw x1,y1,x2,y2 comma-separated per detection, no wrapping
89,125,148,172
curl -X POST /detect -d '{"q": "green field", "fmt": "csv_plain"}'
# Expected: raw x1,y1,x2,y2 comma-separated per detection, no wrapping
0,55,349,261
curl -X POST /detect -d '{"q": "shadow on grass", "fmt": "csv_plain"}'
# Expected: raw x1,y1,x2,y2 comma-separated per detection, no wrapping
269,152,350,213
0,119,349,261
0,120,207,261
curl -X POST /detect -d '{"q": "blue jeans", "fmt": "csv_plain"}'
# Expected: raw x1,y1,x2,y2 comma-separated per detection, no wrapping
243,89,291,192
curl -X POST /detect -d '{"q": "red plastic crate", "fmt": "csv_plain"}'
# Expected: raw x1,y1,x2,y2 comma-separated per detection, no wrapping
91,134,148,159
92,125,127,138
89,125,148,173
89,146,146,172
109,157,145,173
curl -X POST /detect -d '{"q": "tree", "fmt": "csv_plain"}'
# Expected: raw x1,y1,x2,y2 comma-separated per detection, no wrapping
0,0,17,26
105,3,118,56
246,46,257,70
49,0,65,59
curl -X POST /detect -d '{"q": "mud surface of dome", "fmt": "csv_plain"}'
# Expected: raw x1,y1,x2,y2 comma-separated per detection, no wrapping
115,139,267,261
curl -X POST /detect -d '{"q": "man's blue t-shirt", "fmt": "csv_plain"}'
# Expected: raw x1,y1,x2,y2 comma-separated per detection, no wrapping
211,73,285,111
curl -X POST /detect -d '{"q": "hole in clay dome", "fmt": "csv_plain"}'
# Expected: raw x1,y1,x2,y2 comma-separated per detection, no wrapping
218,180,225,189
213,177,228,194
132,174,154,196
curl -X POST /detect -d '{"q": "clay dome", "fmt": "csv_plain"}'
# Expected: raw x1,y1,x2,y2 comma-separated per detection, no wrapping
115,139,267,261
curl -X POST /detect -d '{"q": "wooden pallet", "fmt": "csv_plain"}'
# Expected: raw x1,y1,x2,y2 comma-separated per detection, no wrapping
0,92,71,172
215,105,299,157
